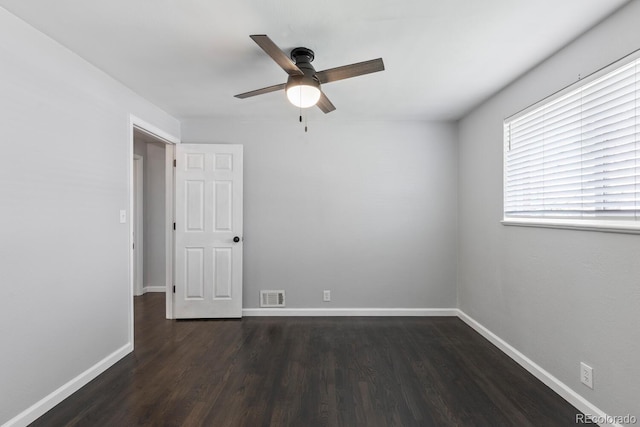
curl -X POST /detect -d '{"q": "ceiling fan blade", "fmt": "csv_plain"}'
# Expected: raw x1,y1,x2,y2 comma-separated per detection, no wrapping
234,83,286,99
317,92,336,114
315,58,385,84
250,35,304,76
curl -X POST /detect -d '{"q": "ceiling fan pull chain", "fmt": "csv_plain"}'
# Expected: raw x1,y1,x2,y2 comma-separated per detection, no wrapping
305,113,308,133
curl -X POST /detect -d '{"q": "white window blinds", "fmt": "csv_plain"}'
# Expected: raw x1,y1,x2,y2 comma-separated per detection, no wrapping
504,57,639,223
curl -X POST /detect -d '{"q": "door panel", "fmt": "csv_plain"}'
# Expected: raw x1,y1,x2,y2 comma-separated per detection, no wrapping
214,181,232,230
185,247,204,299
174,144,243,318
186,180,204,231
214,248,232,298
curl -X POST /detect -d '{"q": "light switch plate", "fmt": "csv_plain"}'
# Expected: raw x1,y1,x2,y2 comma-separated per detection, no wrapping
119,210,127,224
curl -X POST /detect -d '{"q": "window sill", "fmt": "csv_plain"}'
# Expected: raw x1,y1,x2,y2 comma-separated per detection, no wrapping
501,218,640,235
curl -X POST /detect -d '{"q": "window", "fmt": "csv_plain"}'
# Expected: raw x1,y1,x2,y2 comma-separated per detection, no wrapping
503,53,640,231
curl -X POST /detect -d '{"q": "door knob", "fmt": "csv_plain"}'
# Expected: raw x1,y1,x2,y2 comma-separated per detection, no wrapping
233,236,240,243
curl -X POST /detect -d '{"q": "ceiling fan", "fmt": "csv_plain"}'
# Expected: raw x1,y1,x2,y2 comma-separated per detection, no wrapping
234,35,385,113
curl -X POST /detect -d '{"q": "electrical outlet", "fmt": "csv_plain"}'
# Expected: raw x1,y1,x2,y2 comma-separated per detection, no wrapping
323,290,331,302
580,362,593,389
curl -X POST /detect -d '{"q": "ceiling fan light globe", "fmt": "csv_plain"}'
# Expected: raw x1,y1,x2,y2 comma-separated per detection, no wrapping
286,84,321,108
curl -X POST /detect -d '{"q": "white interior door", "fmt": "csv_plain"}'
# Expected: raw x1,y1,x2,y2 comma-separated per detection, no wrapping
174,144,243,318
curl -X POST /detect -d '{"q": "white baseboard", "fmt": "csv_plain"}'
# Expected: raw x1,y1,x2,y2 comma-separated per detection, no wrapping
142,285,166,293
457,310,622,427
3,343,132,427
243,307,458,316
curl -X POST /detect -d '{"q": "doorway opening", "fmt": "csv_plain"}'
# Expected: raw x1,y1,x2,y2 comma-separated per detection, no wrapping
129,116,178,349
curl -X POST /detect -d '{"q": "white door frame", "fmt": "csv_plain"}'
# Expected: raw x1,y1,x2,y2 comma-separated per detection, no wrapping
164,142,175,318
129,115,179,349
133,154,144,296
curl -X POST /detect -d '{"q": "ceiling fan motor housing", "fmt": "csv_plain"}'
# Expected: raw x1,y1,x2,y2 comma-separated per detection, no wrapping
291,47,315,64
286,47,321,102
291,47,318,76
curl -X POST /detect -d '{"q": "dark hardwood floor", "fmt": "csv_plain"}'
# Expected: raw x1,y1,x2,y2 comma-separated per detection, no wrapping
32,294,589,426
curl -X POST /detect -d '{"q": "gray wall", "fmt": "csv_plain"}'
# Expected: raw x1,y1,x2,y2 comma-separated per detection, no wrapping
182,119,458,309
133,138,168,292
0,7,179,424
134,139,146,157
143,141,167,291
457,1,640,420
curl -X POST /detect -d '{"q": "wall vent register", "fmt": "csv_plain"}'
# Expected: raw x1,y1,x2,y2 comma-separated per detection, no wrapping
260,290,286,307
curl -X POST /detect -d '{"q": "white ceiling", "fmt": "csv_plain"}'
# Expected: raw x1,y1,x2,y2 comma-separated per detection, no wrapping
0,0,629,121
